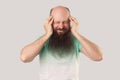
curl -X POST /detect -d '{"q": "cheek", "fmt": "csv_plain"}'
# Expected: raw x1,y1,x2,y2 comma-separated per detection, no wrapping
64,24,70,30
52,24,58,30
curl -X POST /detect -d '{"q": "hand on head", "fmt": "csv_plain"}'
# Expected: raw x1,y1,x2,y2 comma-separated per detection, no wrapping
44,15,79,36
69,16,79,33
44,16,54,36
44,6,79,36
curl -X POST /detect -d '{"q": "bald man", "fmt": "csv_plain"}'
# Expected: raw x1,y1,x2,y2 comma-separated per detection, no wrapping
20,6,103,80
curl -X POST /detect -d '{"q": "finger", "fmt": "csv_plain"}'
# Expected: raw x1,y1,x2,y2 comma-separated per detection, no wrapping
69,16,75,22
70,16,78,24
70,16,77,21
45,16,53,25
48,16,53,22
49,18,54,24
69,16,72,21
69,16,76,23
69,16,79,26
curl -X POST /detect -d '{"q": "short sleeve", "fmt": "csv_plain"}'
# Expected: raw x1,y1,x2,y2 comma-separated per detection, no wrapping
72,36,82,53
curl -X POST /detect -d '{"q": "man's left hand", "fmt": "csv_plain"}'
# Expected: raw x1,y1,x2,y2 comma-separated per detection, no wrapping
69,16,79,34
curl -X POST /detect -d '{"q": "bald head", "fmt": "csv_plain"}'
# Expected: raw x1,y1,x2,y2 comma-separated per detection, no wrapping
50,6,70,21
50,6,70,15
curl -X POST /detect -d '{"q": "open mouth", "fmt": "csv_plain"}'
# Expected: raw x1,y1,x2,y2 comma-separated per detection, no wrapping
57,30,64,32
57,30,65,35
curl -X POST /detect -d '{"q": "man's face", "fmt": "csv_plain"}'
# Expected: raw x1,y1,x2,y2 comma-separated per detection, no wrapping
51,8,70,36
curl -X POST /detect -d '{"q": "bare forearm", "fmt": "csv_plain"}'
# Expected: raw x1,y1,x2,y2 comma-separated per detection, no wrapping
72,31,103,61
20,34,50,63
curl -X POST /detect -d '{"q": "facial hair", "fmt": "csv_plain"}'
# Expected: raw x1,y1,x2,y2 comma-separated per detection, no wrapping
48,27,75,58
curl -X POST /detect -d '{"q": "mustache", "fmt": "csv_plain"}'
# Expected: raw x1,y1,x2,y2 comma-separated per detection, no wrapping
56,28,64,30
55,28,68,31
53,29,65,33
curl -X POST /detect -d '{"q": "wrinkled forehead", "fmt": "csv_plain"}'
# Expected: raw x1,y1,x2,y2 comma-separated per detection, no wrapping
51,8,70,21
53,13,69,21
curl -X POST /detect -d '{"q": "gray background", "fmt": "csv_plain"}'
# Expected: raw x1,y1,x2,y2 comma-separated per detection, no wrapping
0,0,120,80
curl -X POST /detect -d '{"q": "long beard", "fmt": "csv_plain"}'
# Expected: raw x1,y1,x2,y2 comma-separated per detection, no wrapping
48,29,75,58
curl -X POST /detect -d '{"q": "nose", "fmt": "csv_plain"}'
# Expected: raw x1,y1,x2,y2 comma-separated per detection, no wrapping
59,22,64,29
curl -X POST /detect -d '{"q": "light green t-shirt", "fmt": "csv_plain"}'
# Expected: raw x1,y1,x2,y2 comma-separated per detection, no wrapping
38,35,82,80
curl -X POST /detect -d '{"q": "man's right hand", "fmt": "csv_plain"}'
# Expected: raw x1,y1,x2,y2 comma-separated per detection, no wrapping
21,17,54,63
44,16,54,37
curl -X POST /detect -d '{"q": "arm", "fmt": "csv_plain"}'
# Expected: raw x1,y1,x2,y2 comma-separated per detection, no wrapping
69,16,103,61
20,34,50,63
20,16,53,63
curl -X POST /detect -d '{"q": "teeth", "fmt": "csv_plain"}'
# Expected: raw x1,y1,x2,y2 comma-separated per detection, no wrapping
58,30,63,31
